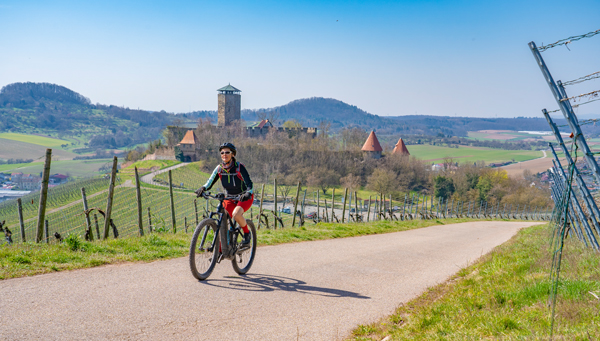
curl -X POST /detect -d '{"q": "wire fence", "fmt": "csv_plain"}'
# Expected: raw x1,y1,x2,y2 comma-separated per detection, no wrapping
0,164,552,246
530,28,600,337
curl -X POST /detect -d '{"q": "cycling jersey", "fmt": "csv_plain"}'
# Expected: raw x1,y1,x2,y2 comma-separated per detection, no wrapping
203,160,253,196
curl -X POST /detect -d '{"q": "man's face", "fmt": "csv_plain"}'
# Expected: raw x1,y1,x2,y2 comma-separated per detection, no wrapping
220,148,233,163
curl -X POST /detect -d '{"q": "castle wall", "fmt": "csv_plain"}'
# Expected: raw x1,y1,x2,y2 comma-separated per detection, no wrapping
217,93,241,127
245,127,317,139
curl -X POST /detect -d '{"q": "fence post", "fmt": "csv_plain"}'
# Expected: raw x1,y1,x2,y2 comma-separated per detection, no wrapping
94,214,100,239
317,190,320,221
147,207,153,232
168,170,176,233
301,189,307,218
530,42,600,185
184,217,188,233
81,187,93,241
135,167,144,236
341,188,348,223
292,182,301,227
17,198,25,242
258,184,265,229
367,196,371,222
44,219,49,244
36,148,52,243
355,191,359,222
331,188,336,222
194,199,199,225
324,199,329,222
103,156,118,240
274,179,278,228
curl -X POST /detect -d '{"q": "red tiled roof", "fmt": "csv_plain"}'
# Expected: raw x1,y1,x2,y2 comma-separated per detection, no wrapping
361,131,383,152
178,130,198,145
392,138,410,155
257,119,273,129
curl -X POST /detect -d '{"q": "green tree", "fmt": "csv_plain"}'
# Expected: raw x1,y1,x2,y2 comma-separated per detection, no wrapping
433,176,455,199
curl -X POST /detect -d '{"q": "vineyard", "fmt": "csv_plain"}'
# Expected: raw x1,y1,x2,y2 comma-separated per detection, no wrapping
0,158,552,246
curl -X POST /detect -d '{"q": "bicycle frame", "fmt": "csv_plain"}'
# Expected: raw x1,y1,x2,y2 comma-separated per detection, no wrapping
199,198,243,260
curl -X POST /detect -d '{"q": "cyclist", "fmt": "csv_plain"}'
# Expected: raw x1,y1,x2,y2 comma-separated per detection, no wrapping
195,142,254,246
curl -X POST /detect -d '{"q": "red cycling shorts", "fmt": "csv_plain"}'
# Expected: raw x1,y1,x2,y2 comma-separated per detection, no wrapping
223,194,254,218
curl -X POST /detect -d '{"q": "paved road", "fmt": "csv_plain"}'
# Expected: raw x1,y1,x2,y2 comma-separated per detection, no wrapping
1,221,540,340
140,162,188,186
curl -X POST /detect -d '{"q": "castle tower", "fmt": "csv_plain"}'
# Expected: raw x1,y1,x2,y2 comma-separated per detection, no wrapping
361,131,383,159
392,138,410,156
217,84,241,127
177,130,199,162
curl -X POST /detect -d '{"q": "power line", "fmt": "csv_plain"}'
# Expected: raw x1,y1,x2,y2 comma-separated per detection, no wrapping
537,29,600,52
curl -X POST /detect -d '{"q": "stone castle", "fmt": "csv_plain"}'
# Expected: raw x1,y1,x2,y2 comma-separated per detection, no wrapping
175,84,317,162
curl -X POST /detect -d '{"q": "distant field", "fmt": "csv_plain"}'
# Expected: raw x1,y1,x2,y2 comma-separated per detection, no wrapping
0,138,77,161
0,159,110,177
408,145,542,163
467,130,550,142
0,133,69,147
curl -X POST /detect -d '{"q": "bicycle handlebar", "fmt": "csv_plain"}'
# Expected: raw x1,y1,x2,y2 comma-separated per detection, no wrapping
198,191,245,201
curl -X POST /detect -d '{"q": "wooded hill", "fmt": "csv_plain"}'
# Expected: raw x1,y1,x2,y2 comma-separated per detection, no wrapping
0,82,172,149
1,82,591,150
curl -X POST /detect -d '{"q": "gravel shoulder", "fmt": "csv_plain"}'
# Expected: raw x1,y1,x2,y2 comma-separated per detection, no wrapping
1,221,540,340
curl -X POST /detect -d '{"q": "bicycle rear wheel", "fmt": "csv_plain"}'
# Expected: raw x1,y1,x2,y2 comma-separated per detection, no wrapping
232,220,257,275
189,218,219,280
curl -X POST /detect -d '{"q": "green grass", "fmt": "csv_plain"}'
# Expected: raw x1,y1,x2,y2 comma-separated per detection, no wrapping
0,133,69,147
0,138,78,161
348,224,600,340
153,161,208,188
0,162,44,172
408,145,542,163
0,217,474,279
0,159,111,177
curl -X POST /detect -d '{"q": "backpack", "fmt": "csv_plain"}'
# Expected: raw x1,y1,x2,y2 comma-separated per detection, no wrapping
217,162,244,183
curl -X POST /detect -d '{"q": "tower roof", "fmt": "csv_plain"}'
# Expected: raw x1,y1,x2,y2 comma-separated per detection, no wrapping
217,84,241,93
361,131,383,152
392,138,410,155
178,130,198,145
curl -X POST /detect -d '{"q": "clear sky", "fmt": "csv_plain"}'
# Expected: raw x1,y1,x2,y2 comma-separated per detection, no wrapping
0,0,599,118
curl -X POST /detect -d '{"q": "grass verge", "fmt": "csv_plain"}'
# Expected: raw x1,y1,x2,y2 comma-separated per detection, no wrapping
0,217,473,280
349,224,600,340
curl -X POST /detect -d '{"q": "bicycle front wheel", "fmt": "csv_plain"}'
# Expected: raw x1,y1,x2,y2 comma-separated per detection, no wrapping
189,218,219,280
232,220,257,275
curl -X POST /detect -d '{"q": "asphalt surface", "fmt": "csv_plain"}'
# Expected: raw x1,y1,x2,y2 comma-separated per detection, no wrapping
1,221,540,340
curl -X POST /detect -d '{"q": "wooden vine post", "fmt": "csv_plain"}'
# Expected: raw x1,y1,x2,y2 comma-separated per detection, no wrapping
36,148,52,243
169,169,176,233
292,182,301,227
135,167,144,236
81,187,93,241
103,156,118,240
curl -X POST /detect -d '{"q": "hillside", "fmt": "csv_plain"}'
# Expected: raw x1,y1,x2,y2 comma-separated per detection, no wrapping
0,82,173,149
1,82,593,148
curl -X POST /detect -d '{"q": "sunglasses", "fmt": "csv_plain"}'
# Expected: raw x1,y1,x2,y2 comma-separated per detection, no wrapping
220,151,231,155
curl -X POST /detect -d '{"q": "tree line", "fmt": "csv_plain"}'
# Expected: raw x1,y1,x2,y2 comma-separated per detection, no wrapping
139,119,550,207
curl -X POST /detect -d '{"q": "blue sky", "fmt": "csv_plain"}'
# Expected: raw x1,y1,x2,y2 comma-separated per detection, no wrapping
0,0,599,118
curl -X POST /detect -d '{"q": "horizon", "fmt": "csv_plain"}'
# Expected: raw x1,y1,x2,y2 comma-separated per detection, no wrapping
1,1,599,118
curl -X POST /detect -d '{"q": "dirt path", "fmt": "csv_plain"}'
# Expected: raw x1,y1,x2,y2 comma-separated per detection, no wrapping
1,221,540,340
140,162,188,187
500,150,565,178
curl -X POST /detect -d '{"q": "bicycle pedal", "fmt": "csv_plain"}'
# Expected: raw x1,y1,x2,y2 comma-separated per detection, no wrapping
217,254,223,263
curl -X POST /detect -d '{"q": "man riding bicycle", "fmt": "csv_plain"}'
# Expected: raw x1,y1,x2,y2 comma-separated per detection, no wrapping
195,142,254,247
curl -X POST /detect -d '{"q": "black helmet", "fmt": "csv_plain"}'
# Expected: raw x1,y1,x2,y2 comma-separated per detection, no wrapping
219,142,237,156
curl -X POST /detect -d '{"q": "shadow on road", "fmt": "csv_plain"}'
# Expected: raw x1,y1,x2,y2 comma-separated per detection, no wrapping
201,274,370,299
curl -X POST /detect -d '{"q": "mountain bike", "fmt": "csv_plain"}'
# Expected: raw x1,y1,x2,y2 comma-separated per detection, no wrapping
189,192,257,281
